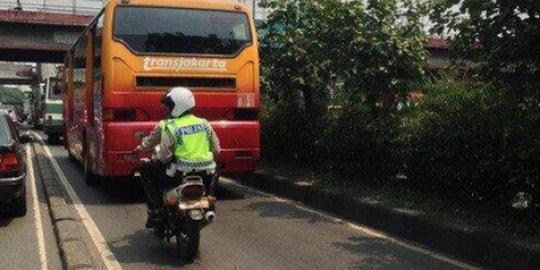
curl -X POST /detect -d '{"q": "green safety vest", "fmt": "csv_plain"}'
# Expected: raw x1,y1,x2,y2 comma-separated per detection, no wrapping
160,114,215,170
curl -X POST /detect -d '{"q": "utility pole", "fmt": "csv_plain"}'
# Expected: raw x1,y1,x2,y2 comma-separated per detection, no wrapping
252,0,256,19
15,0,22,11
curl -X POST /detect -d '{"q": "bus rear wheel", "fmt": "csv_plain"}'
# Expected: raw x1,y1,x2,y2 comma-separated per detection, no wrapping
84,159,101,186
83,144,101,186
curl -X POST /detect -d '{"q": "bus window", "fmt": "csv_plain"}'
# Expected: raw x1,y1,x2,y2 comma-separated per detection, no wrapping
48,79,62,100
93,13,104,82
74,35,88,88
113,7,252,55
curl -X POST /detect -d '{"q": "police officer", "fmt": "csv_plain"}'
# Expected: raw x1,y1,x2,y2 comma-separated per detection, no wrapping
135,87,220,228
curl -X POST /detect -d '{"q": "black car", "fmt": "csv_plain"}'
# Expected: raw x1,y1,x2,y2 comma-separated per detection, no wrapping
0,113,32,217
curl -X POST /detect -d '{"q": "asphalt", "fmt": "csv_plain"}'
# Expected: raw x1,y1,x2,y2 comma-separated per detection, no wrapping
0,145,63,270
43,140,473,270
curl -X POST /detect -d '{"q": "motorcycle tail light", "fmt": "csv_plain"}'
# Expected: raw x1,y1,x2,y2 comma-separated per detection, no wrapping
167,197,179,206
180,184,205,197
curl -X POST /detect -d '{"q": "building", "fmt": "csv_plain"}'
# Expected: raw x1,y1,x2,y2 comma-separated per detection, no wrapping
0,0,103,15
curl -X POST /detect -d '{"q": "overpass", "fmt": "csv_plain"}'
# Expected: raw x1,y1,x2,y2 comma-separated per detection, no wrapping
0,9,93,63
0,62,35,84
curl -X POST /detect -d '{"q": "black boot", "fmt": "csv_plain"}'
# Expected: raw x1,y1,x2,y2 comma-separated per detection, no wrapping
145,209,160,229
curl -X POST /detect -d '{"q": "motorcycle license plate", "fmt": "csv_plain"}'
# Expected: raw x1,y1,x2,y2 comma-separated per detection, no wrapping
178,197,210,210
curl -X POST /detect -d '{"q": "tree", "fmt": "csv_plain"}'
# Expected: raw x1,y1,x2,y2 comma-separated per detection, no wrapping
260,0,428,116
0,86,25,104
430,0,540,95
258,0,428,170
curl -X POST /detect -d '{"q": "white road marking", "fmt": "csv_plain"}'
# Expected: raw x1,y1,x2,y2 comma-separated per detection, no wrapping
30,129,478,270
27,144,48,270
32,132,123,270
220,177,481,270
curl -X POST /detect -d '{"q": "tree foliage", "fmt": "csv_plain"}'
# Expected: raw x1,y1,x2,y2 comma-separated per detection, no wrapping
260,0,428,115
258,0,428,167
430,0,540,94
0,86,25,104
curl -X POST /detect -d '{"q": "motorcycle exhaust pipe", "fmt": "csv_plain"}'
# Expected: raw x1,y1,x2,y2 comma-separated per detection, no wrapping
205,211,216,223
201,211,216,228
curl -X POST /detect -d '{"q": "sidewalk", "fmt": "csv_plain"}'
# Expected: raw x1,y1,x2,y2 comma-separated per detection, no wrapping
32,142,97,270
233,165,540,270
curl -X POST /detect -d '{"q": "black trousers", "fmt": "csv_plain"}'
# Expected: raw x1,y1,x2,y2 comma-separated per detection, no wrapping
140,160,175,211
140,160,217,211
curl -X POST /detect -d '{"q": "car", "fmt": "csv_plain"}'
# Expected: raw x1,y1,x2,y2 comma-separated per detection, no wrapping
41,77,64,143
0,112,33,217
0,104,23,126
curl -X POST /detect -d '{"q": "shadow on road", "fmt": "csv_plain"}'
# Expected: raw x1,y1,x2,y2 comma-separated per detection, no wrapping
0,216,13,228
214,184,244,201
108,229,193,267
332,236,458,270
241,200,334,224
98,179,146,205
78,179,244,206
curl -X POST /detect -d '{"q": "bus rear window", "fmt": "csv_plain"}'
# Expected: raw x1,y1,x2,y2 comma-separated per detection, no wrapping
114,7,252,55
48,79,62,100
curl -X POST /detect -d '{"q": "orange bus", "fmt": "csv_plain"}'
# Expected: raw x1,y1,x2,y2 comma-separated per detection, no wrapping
63,0,260,185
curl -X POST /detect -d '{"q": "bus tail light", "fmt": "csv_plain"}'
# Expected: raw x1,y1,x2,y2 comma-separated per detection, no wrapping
0,152,19,173
235,109,258,120
103,108,150,122
223,109,258,121
224,109,236,120
119,152,138,161
235,151,253,160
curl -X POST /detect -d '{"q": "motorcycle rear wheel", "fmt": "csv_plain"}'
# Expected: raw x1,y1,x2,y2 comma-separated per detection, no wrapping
176,218,200,261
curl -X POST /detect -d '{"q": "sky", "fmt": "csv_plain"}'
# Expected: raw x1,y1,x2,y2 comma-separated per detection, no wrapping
1,0,104,14
0,0,268,18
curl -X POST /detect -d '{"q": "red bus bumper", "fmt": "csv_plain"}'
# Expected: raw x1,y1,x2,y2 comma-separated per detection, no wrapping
102,121,260,176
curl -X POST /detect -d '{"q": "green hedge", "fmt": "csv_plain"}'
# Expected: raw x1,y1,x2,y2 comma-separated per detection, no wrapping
262,73,540,210
319,102,402,181
258,0,540,212
401,75,540,207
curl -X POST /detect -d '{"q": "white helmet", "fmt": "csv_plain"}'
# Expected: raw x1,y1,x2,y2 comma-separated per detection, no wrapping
161,87,195,117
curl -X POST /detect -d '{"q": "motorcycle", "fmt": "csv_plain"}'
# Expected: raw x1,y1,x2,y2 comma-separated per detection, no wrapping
135,133,216,261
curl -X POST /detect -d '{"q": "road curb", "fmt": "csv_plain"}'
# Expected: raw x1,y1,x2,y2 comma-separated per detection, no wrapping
32,143,96,270
236,171,540,269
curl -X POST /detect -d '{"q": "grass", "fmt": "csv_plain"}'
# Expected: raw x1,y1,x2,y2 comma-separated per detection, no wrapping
259,160,540,242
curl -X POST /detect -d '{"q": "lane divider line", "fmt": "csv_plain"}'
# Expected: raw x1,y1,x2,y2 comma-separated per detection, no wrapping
32,132,123,270
27,144,48,270
219,177,481,270
31,131,478,270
